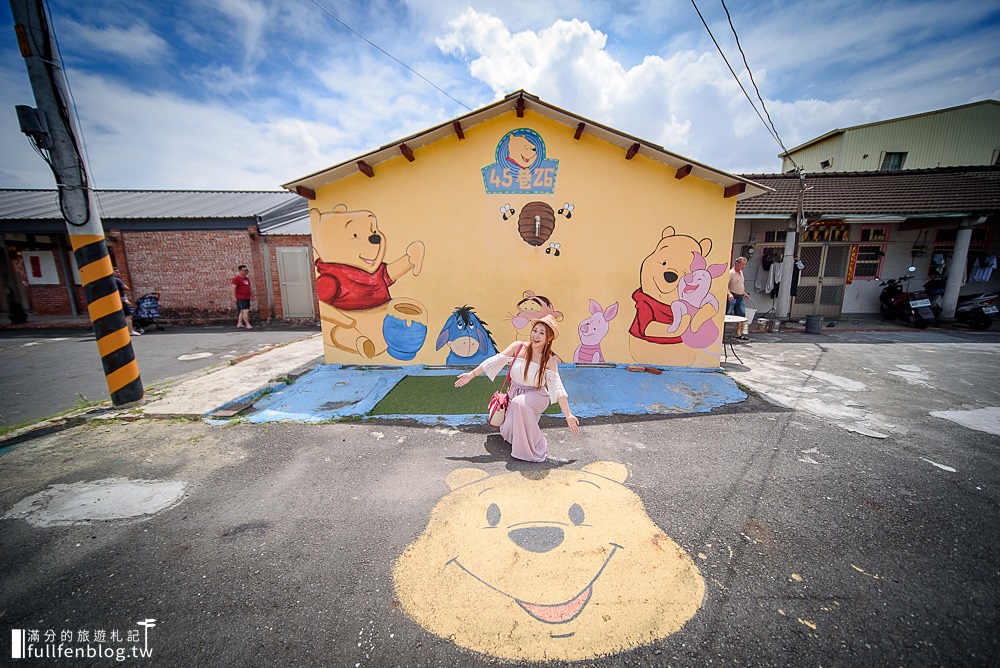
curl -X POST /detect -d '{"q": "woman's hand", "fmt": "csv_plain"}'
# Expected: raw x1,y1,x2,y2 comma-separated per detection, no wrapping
454,372,475,388
566,414,581,435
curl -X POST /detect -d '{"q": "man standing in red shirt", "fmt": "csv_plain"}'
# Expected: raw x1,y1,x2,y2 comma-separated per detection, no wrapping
231,265,253,329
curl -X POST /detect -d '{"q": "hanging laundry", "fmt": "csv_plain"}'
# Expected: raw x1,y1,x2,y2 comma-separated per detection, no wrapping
970,254,996,282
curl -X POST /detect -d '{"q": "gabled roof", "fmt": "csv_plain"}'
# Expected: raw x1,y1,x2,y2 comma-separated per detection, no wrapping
283,90,770,201
735,166,1000,219
779,99,1000,157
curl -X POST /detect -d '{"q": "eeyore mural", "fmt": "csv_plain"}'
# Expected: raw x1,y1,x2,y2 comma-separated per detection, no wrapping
435,306,499,365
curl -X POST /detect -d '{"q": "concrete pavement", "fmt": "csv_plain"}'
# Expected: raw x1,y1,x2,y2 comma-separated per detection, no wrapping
2,318,999,665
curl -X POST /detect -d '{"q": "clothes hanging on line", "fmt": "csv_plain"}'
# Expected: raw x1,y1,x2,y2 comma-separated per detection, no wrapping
970,254,997,282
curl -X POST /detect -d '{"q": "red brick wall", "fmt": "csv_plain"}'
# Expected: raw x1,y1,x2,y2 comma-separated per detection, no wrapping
19,246,82,315
263,235,318,320
120,228,263,320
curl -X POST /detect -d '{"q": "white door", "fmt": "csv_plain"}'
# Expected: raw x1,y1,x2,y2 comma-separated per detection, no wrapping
275,247,314,318
791,244,851,317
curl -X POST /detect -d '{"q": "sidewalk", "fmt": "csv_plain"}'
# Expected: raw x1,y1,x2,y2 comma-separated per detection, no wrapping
3,312,993,435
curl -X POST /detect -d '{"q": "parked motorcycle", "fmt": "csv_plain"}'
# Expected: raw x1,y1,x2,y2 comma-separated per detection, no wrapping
879,267,937,329
923,279,996,330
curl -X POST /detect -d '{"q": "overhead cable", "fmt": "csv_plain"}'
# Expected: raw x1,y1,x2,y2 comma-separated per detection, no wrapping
307,0,472,111
689,0,799,171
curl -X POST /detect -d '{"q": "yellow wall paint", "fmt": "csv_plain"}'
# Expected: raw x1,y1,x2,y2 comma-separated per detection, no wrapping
311,110,737,367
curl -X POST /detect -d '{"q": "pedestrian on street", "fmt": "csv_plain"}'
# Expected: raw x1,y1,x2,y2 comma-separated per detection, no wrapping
114,267,139,336
455,314,580,462
231,265,253,329
727,256,750,340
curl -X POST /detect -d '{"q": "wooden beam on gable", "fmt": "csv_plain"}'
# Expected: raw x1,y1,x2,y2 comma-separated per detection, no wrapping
400,144,415,162
574,123,585,140
674,164,692,180
625,143,640,160
294,185,316,200
724,183,746,198
516,96,525,117
357,160,375,178
453,121,465,140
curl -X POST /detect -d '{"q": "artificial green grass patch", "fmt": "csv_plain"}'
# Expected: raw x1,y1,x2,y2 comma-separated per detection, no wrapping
369,375,560,416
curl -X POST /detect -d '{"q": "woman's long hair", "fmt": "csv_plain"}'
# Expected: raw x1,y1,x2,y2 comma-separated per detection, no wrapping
522,322,556,388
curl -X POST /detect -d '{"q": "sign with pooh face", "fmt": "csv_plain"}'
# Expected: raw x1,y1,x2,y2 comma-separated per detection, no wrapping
393,462,704,661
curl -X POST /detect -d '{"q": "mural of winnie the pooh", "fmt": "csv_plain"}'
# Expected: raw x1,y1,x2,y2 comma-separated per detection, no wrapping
393,462,704,662
629,226,722,367
312,204,427,361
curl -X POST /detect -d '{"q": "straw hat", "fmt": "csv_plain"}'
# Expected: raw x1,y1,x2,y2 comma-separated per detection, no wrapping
527,313,560,340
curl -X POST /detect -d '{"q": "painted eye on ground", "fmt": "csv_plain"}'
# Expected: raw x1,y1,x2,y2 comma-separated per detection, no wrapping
457,321,465,330
487,503,501,527
568,503,585,525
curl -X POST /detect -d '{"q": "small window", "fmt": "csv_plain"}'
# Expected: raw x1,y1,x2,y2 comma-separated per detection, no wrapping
880,152,907,171
859,225,888,243
763,230,787,243
820,158,832,170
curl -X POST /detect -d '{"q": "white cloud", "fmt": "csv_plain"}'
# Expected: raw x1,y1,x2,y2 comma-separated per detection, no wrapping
63,21,170,65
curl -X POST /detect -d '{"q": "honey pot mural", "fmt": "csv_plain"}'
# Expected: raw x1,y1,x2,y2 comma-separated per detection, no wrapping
300,94,752,368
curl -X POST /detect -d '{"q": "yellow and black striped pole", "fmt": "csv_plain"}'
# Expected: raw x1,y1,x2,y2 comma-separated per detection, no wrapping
72,234,144,405
12,0,143,406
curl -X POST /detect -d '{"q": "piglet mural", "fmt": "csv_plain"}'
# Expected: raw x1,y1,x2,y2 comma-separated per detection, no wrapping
574,299,618,364
665,252,727,351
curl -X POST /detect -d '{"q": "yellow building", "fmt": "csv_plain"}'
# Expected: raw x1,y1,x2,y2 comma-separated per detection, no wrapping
284,91,768,368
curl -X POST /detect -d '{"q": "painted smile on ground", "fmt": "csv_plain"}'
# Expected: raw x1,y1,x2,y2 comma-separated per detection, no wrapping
447,543,622,631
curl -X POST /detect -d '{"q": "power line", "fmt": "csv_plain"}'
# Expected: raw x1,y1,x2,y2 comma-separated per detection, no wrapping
306,0,472,111
719,0,797,167
689,0,799,170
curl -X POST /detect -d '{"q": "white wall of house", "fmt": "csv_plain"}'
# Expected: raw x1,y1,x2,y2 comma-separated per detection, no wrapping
734,219,1000,315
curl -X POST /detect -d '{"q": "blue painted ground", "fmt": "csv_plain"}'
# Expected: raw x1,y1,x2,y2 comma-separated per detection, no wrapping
248,364,747,426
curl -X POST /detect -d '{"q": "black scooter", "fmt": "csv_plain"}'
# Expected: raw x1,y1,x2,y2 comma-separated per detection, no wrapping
924,278,996,330
879,267,937,329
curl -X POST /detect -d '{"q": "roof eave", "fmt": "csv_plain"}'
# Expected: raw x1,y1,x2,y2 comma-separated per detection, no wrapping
283,90,772,201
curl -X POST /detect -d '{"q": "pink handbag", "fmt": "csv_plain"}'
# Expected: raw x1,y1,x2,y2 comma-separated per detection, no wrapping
487,345,524,428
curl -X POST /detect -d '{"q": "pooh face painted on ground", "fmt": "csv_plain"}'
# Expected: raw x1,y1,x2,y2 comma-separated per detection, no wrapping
393,462,704,661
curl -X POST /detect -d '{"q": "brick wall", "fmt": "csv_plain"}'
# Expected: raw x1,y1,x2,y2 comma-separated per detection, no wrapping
120,228,262,320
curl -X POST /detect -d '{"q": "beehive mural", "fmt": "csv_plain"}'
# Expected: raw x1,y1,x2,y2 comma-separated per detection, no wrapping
289,91,764,368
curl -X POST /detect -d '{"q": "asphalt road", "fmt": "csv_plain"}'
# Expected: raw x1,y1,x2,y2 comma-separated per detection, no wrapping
1,329,998,666
0,325,319,428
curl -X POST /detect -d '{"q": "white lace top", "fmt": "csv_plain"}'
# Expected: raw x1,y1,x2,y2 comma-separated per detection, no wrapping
478,351,568,404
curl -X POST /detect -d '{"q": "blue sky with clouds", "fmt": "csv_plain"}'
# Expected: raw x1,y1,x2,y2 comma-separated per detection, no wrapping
1,0,998,190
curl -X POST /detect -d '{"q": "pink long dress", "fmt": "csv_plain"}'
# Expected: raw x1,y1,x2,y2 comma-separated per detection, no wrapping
479,349,569,462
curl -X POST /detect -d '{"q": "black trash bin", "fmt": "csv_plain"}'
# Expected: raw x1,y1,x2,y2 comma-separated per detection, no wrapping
805,314,822,334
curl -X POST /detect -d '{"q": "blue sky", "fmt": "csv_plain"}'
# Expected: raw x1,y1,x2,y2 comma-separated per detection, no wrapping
1,0,998,190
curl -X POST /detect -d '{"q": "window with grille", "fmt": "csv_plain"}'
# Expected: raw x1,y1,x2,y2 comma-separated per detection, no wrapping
853,244,884,279
880,152,907,171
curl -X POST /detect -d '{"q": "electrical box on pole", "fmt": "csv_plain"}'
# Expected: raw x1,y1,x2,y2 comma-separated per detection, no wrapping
10,0,143,406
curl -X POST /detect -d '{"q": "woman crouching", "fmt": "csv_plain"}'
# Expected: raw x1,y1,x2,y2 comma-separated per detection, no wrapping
455,314,580,461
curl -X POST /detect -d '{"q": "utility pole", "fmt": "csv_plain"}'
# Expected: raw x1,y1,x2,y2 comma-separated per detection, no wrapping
774,169,807,319
11,0,143,406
